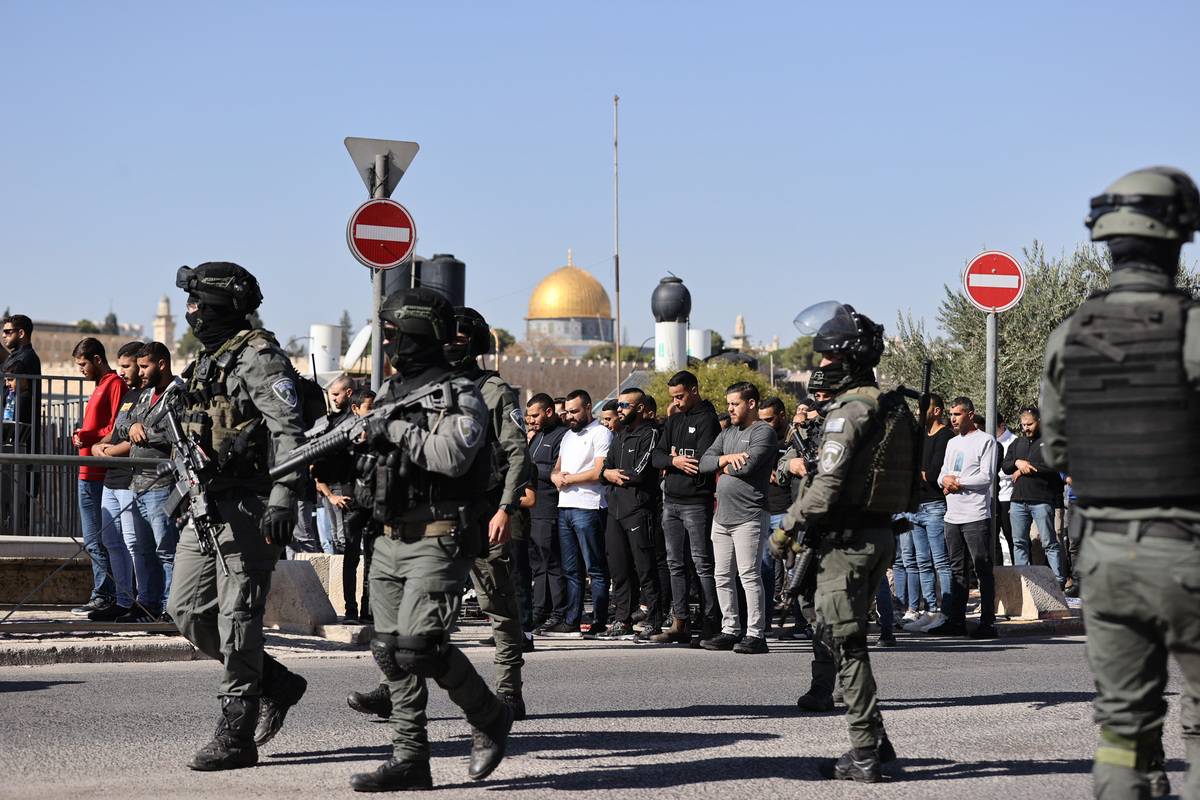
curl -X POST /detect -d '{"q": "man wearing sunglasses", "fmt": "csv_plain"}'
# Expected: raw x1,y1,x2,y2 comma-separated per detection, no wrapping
1,314,41,534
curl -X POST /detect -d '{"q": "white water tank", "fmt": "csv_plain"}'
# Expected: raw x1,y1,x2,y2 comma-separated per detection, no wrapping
687,328,712,360
309,324,340,374
655,322,687,372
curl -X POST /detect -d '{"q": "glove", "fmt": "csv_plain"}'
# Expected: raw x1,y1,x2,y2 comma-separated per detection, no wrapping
261,504,296,546
768,528,794,561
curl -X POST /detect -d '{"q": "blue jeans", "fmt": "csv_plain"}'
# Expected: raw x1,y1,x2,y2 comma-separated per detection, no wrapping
893,525,921,613
876,572,895,635
761,513,786,608
558,507,609,627
78,479,114,601
911,500,950,611
136,486,179,609
98,487,135,607
1009,501,1066,582
113,487,156,607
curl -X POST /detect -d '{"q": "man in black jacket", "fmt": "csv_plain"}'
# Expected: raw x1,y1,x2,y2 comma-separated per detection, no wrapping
1000,405,1067,586
650,370,721,643
600,388,663,641
526,394,570,631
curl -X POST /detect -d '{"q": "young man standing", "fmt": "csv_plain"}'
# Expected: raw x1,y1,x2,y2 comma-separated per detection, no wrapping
934,396,998,639
70,337,132,619
548,389,611,637
698,381,778,654
1001,406,1067,585
526,394,569,631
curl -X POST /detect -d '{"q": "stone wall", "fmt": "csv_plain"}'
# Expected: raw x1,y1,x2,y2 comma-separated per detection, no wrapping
479,354,654,402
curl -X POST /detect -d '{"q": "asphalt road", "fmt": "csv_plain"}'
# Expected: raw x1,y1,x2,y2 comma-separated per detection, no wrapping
0,627,1189,799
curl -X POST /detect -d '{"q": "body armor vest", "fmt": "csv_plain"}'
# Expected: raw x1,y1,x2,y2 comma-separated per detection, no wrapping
473,370,508,496
1063,289,1200,504
181,329,273,489
835,386,921,515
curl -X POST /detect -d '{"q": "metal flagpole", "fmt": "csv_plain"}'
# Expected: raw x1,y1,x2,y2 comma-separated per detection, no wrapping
613,94,622,395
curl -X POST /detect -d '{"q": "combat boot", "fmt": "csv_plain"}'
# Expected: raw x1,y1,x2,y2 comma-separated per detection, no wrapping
255,666,307,746
468,702,513,780
188,697,260,771
649,616,690,644
831,747,882,783
350,758,433,792
796,690,835,712
348,683,393,719
498,690,526,722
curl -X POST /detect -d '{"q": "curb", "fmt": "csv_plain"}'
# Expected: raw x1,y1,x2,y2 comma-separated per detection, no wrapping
997,617,1084,637
0,639,203,667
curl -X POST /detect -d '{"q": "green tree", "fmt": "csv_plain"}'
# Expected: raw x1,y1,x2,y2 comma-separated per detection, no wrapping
77,319,100,333
102,311,120,335
880,241,1200,424
338,309,353,354
583,344,647,362
642,360,799,416
493,327,516,354
710,331,725,353
777,336,818,370
177,329,202,359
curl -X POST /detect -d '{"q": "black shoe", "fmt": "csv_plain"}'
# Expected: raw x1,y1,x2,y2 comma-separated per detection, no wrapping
469,703,513,781
188,697,260,771
538,621,582,639
969,624,998,640
348,683,392,719
796,692,835,712
874,634,898,648
350,758,433,792
733,636,768,654
498,690,526,722
1064,581,1080,598
71,597,110,615
480,635,496,646
599,621,634,640
700,632,740,651
925,620,967,637
88,603,131,622
255,670,307,747
877,733,896,764
631,606,647,625
343,613,362,625
635,626,662,643
115,606,154,624
831,747,882,783
522,633,535,653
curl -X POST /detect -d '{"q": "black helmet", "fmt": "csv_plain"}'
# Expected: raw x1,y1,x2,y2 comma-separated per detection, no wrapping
175,262,263,313
794,301,884,367
379,286,454,344
453,307,492,356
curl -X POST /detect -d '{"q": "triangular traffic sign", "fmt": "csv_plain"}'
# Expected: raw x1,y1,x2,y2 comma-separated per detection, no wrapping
344,137,420,198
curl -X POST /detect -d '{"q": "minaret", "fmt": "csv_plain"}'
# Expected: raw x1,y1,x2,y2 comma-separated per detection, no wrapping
730,314,749,351
153,295,175,349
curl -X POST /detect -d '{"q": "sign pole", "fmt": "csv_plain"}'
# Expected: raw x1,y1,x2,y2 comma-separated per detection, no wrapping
370,153,388,391
985,310,997,437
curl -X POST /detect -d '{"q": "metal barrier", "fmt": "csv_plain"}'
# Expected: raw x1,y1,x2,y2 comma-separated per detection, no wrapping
2,372,107,536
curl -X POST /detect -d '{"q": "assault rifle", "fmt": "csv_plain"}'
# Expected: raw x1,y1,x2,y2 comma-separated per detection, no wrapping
162,409,229,576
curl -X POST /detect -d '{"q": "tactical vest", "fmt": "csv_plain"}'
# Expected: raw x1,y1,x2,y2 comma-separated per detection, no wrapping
1062,289,1200,504
473,370,509,495
835,386,921,515
181,329,275,485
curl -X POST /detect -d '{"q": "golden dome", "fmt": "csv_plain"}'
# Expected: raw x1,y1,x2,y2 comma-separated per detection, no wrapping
527,251,612,320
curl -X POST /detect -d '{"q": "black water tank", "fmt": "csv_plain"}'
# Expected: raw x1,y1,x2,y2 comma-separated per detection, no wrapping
383,253,466,307
651,276,691,323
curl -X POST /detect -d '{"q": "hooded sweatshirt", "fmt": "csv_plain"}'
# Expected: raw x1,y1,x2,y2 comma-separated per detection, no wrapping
651,399,720,504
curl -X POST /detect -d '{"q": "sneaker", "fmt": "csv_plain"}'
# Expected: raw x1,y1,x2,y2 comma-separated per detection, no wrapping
899,609,924,628
907,610,945,632
733,636,768,654
538,621,583,639
88,603,131,622
116,606,154,624
533,617,563,636
830,747,882,783
926,618,967,637
599,622,635,640
71,597,110,616
699,632,740,651
874,634,898,648
634,626,662,643
522,633,536,653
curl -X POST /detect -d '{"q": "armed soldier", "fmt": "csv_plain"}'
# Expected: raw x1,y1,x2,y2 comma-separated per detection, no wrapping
769,302,919,783
166,262,308,771
1043,167,1200,800
342,288,511,792
347,305,532,724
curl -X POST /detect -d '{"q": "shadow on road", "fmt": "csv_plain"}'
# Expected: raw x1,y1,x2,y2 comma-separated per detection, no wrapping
526,703,800,722
0,679,84,693
883,690,1095,711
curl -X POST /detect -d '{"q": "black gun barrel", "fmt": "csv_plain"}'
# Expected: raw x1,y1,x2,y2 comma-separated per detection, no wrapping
269,426,356,480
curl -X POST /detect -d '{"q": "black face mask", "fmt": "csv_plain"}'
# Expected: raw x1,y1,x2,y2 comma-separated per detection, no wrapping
443,343,472,368
384,331,446,379
187,304,248,352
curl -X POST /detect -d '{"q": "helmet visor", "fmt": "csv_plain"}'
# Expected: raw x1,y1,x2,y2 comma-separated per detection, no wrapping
794,301,857,338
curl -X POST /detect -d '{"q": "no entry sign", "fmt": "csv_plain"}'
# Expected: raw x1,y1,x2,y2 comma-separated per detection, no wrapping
962,250,1025,313
347,198,416,269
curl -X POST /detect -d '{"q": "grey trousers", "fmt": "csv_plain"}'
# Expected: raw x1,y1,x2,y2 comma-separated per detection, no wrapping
711,513,768,639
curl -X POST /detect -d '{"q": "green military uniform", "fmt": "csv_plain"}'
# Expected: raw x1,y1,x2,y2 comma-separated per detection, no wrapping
781,386,894,753
1041,167,1200,800
464,365,531,700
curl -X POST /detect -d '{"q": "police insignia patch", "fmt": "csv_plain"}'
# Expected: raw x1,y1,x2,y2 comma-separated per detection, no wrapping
271,378,299,409
819,441,846,474
456,416,483,449
509,407,527,435
824,418,846,434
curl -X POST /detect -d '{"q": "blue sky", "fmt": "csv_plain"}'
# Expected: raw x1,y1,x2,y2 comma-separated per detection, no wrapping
3,2,1198,352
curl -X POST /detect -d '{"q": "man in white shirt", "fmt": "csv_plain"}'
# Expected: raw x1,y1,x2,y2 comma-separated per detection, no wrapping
545,389,612,637
933,396,998,639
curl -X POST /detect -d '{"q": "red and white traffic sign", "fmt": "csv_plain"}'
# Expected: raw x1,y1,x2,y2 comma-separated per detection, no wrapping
962,250,1025,313
347,198,416,269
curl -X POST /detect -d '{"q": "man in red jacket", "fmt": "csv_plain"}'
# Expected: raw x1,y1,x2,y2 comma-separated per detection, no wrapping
70,337,134,619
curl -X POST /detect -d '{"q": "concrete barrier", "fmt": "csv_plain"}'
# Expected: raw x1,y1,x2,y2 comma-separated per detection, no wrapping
994,565,1071,621
263,560,338,634
292,553,364,617
0,536,87,559
0,557,91,604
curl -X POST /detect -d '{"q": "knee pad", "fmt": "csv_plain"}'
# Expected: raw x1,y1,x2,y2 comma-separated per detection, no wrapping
393,634,450,679
370,635,408,682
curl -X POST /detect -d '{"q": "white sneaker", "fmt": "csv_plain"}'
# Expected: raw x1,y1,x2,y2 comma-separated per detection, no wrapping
909,611,945,632
899,610,923,628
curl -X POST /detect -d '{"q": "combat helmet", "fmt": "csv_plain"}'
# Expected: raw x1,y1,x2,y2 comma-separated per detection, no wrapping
176,262,264,313
450,307,492,360
379,286,454,345
1086,166,1200,242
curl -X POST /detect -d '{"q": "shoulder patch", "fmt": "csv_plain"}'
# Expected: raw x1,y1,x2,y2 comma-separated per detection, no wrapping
819,441,846,474
509,407,527,435
455,415,483,449
824,418,846,434
271,378,299,409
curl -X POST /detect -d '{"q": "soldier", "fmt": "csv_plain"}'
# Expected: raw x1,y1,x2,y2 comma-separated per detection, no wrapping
769,301,917,783
347,305,532,723
1042,167,1200,800
167,262,308,771
348,288,511,792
